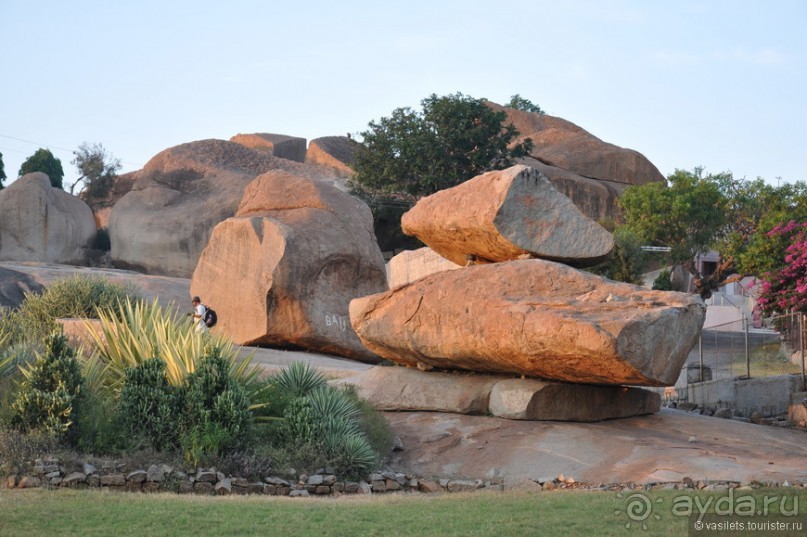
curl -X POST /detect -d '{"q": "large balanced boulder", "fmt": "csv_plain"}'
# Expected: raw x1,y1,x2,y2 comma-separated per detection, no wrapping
522,158,623,222
401,165,614,267
488,102,665,186
230,133,307,163
350,259,705,386
0,172,96,264
191,170,388,361
109,139,337,277
305,136,359,178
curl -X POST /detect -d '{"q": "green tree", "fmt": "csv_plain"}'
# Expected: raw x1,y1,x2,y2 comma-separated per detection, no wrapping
619,167,807,298
19,148,64,189
0,150,6,189
619,168,729,297
506,94,544,114
70,142,121,197
351,92,534,197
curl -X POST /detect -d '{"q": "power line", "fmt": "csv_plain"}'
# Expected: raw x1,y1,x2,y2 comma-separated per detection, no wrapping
0,134,142,169
0,133,73,153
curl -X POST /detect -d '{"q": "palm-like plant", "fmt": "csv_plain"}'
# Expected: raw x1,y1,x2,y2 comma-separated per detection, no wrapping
270,361,327,397
81,298,261,398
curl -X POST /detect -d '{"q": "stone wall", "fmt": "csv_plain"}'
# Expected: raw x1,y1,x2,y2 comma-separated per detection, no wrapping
688,374,804,417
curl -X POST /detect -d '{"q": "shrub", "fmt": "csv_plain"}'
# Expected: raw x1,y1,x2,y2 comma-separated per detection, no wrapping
0,424,58,475
272,370,385,478
117,359,179,451
270,361,327,397
10,334,83,440
0,276,140,346
84,298,261,397
179,350,253,465
653,269,673,291
74,389,127,455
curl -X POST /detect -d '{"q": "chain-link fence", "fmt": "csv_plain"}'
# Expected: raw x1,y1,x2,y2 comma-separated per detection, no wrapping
686,312,805,387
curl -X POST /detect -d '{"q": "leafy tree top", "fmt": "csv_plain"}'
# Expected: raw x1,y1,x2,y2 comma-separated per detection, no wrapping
351,92,534,197
19,148,64,189
0,150,6,189
506,94,544,114
618,167,807,298
71,142,121,197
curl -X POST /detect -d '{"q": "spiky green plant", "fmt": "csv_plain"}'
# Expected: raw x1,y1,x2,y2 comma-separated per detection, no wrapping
270,361,327,397
82,298,260,398
307,387,362,423
334,434,378,479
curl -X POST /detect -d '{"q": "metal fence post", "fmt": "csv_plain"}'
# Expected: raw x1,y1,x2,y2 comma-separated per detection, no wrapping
699,335,704,383
744,317,750,379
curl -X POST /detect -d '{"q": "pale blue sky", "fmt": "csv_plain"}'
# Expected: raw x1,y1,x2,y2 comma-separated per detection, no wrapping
1,0,804,186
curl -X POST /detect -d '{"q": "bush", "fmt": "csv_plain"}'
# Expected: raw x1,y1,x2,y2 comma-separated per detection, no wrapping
10,334,83,441
117,359,178,451
85,298,261,398
178,350,253,465
270,361,327,397
0,424,58,474
272,369,385,478
653,269,673,291
0,276,140,346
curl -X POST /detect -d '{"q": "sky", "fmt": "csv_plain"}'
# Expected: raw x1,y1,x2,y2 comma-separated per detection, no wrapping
1,0,805,187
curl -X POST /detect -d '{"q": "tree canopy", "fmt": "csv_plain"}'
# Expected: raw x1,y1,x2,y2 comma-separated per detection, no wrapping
0,151,6,190
618,167,807,298
756,222,807,314
70,142,121,197
506,94,544,114
19,148,64,189
351,92,533,197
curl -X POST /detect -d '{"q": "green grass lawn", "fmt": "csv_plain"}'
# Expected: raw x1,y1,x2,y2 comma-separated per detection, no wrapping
1,487,805,536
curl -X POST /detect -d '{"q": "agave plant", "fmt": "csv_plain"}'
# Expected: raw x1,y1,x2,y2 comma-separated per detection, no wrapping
270,361,327,397
81,298,261,398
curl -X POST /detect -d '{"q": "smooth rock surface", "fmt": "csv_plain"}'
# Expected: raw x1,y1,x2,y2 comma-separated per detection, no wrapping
401,165,613,267
386,247,460,289
488,379,660,421
0,173,96,264
305,136,359,178
191,170,387,361
230,133,307,162
109,139,338,277
335,367,501,414
488,101,665,186
350,259,705,386
521,157,625,222
385,409,807,485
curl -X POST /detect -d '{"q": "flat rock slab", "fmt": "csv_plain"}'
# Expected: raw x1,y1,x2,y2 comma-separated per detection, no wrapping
351,259,705,386
385,409,807,485
335,367,501,415
489,378,659,421
401,165,613,267
337,367,659,421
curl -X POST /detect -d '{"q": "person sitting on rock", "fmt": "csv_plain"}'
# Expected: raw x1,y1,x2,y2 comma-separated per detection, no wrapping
190,296,207,333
